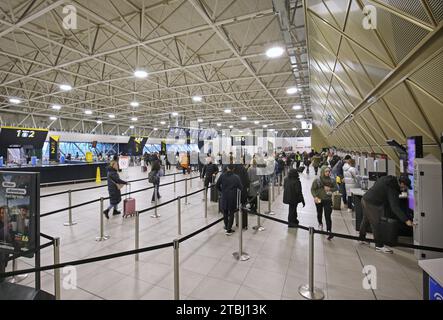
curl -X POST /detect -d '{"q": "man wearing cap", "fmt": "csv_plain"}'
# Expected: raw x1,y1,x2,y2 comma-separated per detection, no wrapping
359,175,413,253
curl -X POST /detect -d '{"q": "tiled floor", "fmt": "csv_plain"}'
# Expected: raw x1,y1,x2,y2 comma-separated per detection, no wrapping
6,166,423,300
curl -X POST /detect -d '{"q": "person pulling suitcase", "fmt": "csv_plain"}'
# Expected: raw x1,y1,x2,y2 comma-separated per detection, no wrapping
104,160,128,219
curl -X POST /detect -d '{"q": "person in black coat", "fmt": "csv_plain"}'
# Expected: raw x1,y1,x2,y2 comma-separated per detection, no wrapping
283,169,305,227
104,160,128,219
150,153,162,202
216,164,243,235
232,164,250,210
202,158,219,194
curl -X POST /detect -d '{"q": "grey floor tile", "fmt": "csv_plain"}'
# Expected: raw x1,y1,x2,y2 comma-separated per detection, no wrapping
189,276,241,300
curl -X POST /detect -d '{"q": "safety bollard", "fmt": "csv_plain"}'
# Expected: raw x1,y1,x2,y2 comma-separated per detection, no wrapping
253,194,265,232
64,190,77,226
135,212,139,261
266,183,274,215
298,227,325,300
204,187,208,218
95,198,110,241
151,186,160,218
184,178,188,205
173,239,180,300
233,190,250,261
177,197,182,235
53,237,61,300
173,174,176,193
8,258,28,283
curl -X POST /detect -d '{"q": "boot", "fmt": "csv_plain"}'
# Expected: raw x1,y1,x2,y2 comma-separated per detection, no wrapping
113,208,121,216
103,208,109,219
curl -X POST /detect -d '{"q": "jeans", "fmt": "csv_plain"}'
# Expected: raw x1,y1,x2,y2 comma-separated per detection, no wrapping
288,204,299,226
347,196,353,210
223,209,235,231
340,182,347,205
360,199,384,247
106,203,118,212
315,200,332,231
151,183,160,202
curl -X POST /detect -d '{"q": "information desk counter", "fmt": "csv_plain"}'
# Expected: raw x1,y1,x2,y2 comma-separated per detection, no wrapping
0,162,108,185
419,258,443,300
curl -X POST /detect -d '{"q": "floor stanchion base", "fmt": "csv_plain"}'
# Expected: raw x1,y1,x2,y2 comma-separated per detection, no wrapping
8,274,29,284
95,235,110,241
63,221,77,226
232,252,250,261
150,214,161,218
298,285,325,300
252,226,265,231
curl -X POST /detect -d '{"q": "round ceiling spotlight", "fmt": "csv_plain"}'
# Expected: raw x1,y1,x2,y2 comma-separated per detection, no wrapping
153,128,158,131
286,87,298,94
51,104,61,110
241,116,247,121
96,120,103,124
292,105,302,110
266,46,284,58
254,121,260,125
296,115,303,119
192,96,203,102
49,116,57,121
130,101,139,107
160,121,166,125
131,117,138,121
197,118,203,122
172,112,178,117
59,84,72,91
216,123,221,127
224,109,231,114
130,125,135,129
84,110,93,115
134,70,148,78
9,98,21,104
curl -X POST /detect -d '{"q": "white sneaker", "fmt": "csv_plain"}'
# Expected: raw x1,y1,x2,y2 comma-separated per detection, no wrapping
358,240,371,246
347,208,352,212
375,246,393,254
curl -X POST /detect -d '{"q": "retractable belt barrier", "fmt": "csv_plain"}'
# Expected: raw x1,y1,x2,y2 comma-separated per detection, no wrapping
40,174,201,217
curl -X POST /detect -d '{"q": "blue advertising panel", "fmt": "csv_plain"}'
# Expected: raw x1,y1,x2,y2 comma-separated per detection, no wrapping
429,277,443,300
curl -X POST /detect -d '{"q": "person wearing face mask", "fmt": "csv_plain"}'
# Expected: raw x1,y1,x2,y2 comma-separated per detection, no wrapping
359,175,413,254
311,166,338,240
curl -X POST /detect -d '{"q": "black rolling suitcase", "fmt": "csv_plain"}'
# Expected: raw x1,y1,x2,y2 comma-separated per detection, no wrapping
379,217,399,246
210,184,219,202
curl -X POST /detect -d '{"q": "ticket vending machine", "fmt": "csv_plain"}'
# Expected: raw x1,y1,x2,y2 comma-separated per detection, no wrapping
413,157,443,260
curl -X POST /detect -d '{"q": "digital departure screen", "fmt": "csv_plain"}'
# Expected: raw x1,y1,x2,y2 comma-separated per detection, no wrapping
0,127,48,148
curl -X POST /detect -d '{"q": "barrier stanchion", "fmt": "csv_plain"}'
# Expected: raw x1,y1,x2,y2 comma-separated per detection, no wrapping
184,178,188,205
266,182,274,215
173,239,180,300
253,194,265,232
177,197,182,235
204,187,208,218
96,198,110,241
173,174,176,192
64,190,77,226
8,259,28,283
278,175,281,195
135,212,139,261
272,177,275,202
53,237,61,300
190,174,192,188
151,185,160,218
233,190,249,261
299,227,325,300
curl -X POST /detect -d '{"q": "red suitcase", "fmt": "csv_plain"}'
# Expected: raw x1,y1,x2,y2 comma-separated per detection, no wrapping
123,184,136,218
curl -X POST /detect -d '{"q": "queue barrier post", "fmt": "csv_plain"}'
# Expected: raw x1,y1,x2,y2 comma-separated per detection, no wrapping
266,182,274,215
135,212,140,261
8,259,28,284
177,197,182,235
53,237,61,300
173,239,180,300
64,190,77,226
253,194,265,232
95,197,110,241
233,190,250,261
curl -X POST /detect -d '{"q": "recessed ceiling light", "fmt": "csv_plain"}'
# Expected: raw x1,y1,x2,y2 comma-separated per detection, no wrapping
292,105,302,110
292,128,297,131
49,116,57,121
51,104,61,110
192,96,202,102
275,131,278,134
241,116,247,121
286,87,298,94
108,114,115,118
160,121,166,125
131,117,138,121
304,130,309,133
266,46,284,58
96,120,103,124
9,98,21,104
216,123,221,127
263,124,268,128
254,121,260,125
296,115,303,119
134,70,148,78
172,112,178,117
59,84,72,91
153,128,158,131
224,109,231,113
85,110,93,115
229,125,233,129
130,101,139,107
269,128,274,132
130,125,135,129
197,118,203,122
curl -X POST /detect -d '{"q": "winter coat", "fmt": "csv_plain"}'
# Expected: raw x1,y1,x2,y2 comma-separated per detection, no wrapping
311,155,321,168
311,166,338,201
363,175,409,222
107,166,127,205
343,163,359,194
216,171,243,211
232,165,250,204
283,169,305,206
203,163,219,183
247,166,260,197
